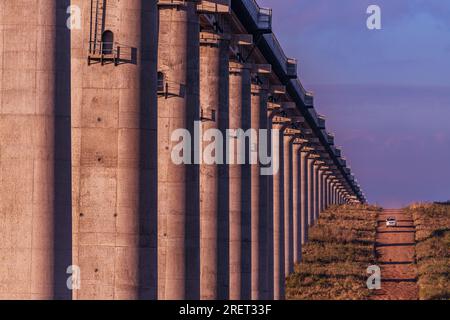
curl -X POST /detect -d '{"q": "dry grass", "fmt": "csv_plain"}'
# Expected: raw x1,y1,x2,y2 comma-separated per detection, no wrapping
286,204,381,300
406,203,450,300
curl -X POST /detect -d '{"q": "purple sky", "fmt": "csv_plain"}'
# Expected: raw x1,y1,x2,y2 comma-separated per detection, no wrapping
259,0,450,208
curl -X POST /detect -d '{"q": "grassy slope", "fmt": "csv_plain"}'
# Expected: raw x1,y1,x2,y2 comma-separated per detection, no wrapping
286,204,381,300
407,203,450,300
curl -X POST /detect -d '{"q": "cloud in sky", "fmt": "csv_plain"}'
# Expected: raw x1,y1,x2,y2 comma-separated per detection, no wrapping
257,0,450,206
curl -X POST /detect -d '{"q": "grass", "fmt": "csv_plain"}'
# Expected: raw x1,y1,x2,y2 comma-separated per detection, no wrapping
286,204,381,300
406,203,450,300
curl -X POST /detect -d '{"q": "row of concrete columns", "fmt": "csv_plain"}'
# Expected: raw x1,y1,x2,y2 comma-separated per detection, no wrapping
0,0,360,300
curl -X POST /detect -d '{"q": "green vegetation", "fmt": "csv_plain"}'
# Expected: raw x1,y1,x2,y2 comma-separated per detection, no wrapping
407,203,450,300
286,204,381,300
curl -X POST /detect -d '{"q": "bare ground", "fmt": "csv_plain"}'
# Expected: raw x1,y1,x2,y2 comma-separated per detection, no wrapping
371,209,419,300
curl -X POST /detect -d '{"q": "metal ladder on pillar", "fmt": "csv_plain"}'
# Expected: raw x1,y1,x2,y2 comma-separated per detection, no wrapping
88,0,118,65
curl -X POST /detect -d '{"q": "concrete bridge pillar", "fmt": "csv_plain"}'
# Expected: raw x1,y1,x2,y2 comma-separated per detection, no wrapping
199,30,230,300
265,109,282,300
229,61,252,300
300,150,310,244
331,182,336,205
329,181,334,205
158,1,200,300
270,115,290,300
318,167,325,217
325,173,331,208
327,177,333,208
313,163,324,221
307,157,315,226
70,0,158,300
321,171,329,213
332,181,336,205
292,139,305,264
283,128,298,276
250,79,269,300
0,0,72,299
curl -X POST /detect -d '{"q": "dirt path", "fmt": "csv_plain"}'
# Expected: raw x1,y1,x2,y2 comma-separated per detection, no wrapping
371,209,419,300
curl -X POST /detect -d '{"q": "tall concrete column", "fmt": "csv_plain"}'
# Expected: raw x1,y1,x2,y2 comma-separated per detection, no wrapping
265,111,278,300
199,31,230,300
291,140,303,264
229,61,252,300
0,0,71,299
270,116,288,300
327,178,333,208
283,130,293,276
158,2,200,300
330,180,335,206
307,157,316,226
300,151,310,244
250,80,269,300
321,172,328,213
328,178,334,206
313,164,320,221
331,181,336,205
71,0,158,300
318,168,324,217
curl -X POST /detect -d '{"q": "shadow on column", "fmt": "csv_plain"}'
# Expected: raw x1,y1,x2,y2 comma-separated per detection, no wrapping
218,49,230,300
53,1,72,300
241,74,252,300
138,2,158,300
185,10,200,299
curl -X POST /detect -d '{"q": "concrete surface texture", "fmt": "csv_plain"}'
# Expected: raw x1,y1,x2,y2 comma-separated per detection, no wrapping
0,0,362,300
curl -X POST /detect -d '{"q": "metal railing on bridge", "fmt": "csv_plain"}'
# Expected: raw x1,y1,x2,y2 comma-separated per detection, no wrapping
264,33,297,79
242,0,272,32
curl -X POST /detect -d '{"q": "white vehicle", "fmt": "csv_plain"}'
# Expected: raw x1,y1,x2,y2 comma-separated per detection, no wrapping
386,217,397,227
